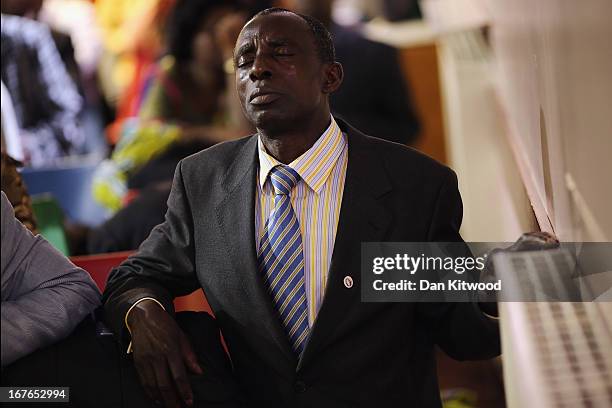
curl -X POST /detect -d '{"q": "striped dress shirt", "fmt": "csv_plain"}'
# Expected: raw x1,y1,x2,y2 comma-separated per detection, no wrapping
255,116,348,327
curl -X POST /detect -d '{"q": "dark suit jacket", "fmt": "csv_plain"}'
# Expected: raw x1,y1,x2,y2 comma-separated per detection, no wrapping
103,119,500,408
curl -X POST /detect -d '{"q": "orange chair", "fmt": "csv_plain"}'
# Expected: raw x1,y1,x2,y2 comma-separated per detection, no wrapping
71,252,212,313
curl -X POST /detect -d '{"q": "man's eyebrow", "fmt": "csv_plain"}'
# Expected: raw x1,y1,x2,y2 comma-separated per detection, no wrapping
235,43,255,58
234,38,298,60
266,38,291,47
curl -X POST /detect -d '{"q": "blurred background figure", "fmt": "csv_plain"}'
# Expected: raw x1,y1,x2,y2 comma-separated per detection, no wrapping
1,80,24,162
37,0,108,156
278,0,420,144
0,10,84,167
379,0,421,21
95,0,176,141
1,0,84,99
85,0,256,254
92,0,252,212
95,0,270,132
0,152,38,234
2,0,109,161
38,0,104,84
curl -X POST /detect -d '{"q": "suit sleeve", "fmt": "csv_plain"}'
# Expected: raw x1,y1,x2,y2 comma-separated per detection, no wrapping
426,170,463,242
102,161,200,345
419,170,501,360
1,192,101,367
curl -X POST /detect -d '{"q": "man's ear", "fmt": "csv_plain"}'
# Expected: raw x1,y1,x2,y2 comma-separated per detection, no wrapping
322,62,343,94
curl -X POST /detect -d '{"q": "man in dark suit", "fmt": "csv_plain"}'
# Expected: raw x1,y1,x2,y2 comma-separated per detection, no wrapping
103,8,500,408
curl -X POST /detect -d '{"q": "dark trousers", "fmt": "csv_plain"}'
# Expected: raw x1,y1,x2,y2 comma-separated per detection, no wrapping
1,312,246,407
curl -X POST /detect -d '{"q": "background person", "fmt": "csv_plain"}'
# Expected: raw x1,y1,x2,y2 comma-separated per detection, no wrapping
92,0,252,212
279,0,420,144
0,13,84,167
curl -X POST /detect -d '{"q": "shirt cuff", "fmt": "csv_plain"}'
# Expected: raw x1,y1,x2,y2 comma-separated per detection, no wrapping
125,297,166,354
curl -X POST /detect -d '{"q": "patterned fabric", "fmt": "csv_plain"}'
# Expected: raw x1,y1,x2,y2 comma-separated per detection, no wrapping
93,56,225,211
0,14,83,167
92,118,180,211
258,165,310,355
0,152,37,234
256,116,348,326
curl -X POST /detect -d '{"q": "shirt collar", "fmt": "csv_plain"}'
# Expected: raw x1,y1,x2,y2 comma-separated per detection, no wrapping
257,115,346,194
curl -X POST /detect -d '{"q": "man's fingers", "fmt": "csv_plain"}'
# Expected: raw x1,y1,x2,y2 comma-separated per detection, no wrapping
167,352,194,406
130,311,198,407
135,358,162,405
153,359,182,408
180,332,203,375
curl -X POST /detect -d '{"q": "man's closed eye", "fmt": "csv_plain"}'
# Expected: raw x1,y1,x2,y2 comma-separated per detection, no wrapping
237,56,254,68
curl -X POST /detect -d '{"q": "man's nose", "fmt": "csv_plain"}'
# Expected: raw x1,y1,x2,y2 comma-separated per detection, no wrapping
249,53,272,81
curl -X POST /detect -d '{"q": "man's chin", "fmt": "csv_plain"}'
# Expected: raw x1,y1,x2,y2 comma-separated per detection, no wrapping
249,110,290,133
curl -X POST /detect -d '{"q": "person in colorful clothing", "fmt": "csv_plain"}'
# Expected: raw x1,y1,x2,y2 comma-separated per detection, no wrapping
93,0,252,212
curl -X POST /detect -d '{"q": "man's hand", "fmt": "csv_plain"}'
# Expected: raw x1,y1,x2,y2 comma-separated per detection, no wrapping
505,231,559,252
127,300,203,407
479,231,560,309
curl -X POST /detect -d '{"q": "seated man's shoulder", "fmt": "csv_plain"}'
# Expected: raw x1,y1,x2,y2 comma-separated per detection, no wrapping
180,134,255,174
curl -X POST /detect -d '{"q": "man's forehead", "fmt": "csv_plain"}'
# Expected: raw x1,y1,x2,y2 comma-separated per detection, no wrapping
238,12,311,44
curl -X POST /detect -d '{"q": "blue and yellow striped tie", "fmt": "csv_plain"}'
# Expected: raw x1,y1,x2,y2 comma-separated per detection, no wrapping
258,165,310,356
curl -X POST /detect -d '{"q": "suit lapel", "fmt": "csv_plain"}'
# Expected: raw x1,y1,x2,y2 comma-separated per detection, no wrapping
214,135,297,372
298,123,393,370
